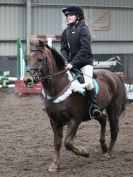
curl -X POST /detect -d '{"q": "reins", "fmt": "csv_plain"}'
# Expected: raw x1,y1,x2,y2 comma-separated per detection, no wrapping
41,68,68,81
71,67,93,78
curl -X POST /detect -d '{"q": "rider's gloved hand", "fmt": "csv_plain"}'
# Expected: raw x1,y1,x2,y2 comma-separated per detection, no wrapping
66,63,73,69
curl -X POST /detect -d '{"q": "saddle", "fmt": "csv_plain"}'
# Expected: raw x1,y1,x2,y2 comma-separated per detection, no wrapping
70,68,99,96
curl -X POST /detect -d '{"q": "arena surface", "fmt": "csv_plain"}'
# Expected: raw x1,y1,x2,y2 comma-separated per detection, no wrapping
0,89,133,177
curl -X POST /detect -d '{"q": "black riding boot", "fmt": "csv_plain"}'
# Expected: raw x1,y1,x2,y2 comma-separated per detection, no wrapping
86,88,101,118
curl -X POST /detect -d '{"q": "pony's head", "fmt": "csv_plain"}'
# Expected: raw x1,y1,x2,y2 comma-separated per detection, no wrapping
24,39,65,88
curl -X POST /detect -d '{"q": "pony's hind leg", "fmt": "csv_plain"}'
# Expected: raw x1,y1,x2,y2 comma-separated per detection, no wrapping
96,114,108,154
64,119,89,157
48,120,63,172
108,115,119,157
106,105,120,158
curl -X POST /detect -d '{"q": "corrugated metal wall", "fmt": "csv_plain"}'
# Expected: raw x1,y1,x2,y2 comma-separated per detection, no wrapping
31,5,133,54
32,0,133,7
0,0,133,55
0,6,26,40
94,9,133,41
32,6,62,35
0,2,26,56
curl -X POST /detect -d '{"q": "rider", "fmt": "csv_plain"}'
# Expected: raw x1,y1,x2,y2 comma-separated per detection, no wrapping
61,5,101,118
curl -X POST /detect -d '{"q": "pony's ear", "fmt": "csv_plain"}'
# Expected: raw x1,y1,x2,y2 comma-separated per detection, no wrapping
50,48,65,70
30,39,44,51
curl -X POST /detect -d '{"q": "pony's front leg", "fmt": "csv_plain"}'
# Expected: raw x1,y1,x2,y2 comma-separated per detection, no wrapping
48,119,63,172
64,119,89,157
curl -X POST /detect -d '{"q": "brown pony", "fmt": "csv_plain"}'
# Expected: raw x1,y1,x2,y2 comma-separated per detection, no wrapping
24,40,126,172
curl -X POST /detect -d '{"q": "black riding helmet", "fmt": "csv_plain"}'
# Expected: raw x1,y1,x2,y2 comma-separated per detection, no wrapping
62,5,84,20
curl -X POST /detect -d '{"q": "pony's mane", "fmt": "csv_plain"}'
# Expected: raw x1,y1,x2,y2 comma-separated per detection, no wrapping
45,44,65,70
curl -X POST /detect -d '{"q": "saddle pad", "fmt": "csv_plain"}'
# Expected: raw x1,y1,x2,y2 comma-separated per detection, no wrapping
93,79,99,95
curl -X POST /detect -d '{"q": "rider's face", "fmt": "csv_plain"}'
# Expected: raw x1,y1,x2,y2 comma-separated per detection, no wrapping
66,14,77,24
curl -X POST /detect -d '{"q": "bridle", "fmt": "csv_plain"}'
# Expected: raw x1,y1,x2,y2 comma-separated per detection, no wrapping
25,49,73,102
26,50,67,82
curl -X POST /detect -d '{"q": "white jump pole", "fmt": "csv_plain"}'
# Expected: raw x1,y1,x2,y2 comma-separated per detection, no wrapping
0,84,15,88
47,38,53,47
20,47,25,80
0,71,17,88
0,76,17,81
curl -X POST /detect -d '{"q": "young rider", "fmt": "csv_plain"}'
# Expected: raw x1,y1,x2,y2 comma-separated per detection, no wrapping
61,5,101,118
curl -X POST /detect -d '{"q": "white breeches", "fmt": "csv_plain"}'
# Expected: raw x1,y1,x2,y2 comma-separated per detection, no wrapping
80,65,94,90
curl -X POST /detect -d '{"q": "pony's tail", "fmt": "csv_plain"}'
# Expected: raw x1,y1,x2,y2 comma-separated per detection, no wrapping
117,74,127,114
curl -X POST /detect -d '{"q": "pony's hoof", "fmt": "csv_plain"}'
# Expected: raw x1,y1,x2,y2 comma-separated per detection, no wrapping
48,163,59,172
100,153,111,161
80,147,89,157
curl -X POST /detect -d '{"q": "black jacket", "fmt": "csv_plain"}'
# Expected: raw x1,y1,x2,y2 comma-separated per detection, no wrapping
61,21,93,69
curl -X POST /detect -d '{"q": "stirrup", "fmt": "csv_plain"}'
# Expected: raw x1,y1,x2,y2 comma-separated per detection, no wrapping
92,109,102,117
89,105,102,119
